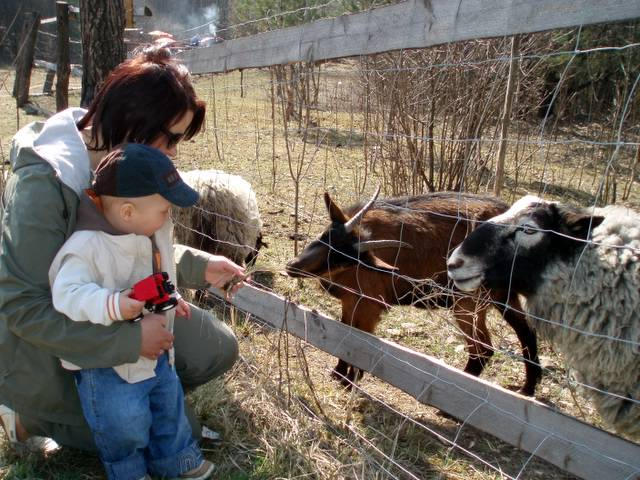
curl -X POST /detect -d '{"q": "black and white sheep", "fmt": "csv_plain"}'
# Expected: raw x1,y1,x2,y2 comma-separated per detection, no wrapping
447,195,640,439
173,169,264,266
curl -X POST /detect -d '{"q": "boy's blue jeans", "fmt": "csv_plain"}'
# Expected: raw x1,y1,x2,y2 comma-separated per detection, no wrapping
74,354,204,480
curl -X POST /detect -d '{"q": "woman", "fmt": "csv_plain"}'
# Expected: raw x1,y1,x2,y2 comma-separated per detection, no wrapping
0,46,243,451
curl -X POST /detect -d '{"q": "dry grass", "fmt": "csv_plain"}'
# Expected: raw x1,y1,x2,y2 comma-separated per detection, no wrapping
1,60,637,479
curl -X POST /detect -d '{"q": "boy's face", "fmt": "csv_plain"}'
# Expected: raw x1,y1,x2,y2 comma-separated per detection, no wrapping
128,194,172,237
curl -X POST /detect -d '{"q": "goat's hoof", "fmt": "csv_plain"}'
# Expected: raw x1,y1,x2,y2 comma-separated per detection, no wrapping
519,386,536,397
330,369,352,388
504,383,536,397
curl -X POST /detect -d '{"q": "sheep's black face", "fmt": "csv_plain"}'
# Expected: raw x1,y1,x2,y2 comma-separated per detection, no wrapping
448,213,551,295
285,222,369,278
447,196,604,296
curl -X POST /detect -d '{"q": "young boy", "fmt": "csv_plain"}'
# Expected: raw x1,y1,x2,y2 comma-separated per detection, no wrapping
48,144,214,480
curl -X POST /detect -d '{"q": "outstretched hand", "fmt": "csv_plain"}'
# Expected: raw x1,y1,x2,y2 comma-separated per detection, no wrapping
205,255,246,298
175,297,191,318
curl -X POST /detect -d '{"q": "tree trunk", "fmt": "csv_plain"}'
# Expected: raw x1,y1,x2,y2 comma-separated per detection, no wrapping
79,0,125,107
12,12,41,107
56,1,71,112
216,0,230,39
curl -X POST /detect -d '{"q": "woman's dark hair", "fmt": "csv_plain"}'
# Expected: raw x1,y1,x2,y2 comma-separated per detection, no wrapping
77,46,205,151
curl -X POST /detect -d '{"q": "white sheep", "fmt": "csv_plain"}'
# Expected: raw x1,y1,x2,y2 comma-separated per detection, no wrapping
174,169,264,266
447,195,640,440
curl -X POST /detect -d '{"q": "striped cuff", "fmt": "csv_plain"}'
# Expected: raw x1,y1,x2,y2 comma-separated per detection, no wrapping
107,291,124,323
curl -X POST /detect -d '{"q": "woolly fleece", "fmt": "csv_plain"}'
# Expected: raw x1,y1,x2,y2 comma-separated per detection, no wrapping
526,205,640,439
174,169,262,266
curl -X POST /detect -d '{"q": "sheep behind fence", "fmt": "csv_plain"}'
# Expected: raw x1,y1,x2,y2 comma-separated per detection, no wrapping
447,196,640,440
174,169,264,267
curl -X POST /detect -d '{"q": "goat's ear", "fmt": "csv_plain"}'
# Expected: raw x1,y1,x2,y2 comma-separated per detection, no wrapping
558,206,605,240
368,254,399,272
324,192,349,224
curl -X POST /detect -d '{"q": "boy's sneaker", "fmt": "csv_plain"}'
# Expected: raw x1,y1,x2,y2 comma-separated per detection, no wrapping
177,459,215,479
201,425,221,442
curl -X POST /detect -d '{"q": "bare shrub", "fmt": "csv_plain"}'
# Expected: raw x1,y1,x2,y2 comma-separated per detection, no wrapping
353,25,639,202
357,38,545,196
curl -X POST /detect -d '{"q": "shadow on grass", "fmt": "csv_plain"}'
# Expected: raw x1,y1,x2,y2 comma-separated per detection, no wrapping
297,126,366,149
513,179,599,205
0,443,104,479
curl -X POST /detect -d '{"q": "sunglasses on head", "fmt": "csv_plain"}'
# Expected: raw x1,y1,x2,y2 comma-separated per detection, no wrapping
162,128,185,148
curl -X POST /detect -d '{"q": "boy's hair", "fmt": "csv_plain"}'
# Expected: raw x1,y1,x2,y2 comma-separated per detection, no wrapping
77,46,205,151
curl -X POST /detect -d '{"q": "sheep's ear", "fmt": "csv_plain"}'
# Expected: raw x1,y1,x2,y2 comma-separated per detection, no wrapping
560,208,605,240
324,192,349,224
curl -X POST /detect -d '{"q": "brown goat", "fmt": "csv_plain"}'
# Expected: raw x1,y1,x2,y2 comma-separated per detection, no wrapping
285,189,541,395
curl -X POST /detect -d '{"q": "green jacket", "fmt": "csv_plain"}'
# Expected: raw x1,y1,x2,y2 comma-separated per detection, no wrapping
0,108,211,425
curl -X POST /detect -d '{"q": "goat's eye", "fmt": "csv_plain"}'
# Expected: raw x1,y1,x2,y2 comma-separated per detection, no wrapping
519,224,537,235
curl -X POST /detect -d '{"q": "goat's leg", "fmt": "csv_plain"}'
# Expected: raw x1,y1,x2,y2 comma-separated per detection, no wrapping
453,298,493,377
332,297,383,388
348,365,364,383
331,359,351,386
491,291,541,396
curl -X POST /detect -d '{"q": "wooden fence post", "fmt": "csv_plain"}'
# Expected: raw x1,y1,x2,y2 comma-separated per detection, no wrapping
124,0,134,28
56,1,70,111
42,70,55,95
12,12,41,108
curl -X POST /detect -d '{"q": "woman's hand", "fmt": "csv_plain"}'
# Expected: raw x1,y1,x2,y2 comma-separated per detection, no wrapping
205,255,246,298
175,298,191,318
140,313,174,359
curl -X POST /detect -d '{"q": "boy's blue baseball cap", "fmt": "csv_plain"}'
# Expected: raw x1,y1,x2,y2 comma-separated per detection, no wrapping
92,144,198,207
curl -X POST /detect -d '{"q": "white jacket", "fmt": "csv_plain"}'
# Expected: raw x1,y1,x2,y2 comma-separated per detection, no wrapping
48,216,177,383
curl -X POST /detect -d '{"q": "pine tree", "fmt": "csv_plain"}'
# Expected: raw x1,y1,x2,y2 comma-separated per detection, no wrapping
79,0,125,107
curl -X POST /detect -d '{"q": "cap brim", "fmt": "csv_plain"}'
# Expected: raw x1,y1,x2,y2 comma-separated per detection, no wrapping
162,183,199,207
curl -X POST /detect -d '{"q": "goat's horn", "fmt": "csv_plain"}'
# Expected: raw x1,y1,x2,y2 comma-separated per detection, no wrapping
344,185,381,233
357,239,413,252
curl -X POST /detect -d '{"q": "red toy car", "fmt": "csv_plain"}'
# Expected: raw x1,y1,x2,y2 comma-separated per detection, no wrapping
129,272,178,315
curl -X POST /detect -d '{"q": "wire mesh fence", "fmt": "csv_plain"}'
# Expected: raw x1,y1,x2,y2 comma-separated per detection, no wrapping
0,1,639,478
164,17,640,478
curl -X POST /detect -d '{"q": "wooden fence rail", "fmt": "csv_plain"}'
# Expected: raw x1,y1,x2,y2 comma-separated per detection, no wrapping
177,0,640,75
210,284,640,480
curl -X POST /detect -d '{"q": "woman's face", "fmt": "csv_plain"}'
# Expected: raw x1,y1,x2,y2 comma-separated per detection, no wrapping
150,110,195,158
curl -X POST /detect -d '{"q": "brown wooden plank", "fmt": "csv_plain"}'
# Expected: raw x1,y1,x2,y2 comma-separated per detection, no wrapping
177,0,640,74
209,284,640,480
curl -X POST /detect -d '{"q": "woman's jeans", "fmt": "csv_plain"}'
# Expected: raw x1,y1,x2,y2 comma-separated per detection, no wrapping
74,354,203,480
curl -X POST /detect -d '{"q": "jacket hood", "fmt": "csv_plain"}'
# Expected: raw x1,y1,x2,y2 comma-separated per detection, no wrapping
76,191,126,235
11,107,90,196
